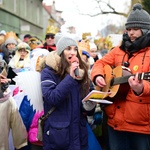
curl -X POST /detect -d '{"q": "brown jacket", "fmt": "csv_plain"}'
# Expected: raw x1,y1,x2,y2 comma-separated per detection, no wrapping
91,46,150,134
0,89,27,150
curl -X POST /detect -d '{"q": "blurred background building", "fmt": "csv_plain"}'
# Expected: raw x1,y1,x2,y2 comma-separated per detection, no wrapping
0,0,64,40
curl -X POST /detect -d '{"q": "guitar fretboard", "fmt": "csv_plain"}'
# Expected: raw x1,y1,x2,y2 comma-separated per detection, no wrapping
111,72,149,86
112,75,131,85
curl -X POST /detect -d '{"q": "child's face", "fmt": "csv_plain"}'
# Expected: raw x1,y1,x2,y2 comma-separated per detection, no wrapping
18,48,28,59
89,48,97,58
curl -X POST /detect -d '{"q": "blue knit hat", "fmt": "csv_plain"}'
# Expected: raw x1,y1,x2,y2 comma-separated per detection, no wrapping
82,50,90,58
125,3,150,30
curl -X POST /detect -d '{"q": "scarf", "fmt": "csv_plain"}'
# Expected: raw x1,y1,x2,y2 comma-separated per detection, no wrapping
120,31,150,56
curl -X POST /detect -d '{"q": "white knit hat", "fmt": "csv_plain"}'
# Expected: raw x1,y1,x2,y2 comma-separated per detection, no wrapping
89,42,97,50
56,36,78,55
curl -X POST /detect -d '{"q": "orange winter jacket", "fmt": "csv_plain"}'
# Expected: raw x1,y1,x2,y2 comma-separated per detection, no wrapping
91,46,150,134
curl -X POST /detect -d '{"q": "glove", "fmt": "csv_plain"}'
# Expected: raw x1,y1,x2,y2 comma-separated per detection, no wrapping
83,101,96,111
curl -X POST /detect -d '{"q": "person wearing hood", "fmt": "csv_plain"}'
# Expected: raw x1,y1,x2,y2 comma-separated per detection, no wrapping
91,3,150,150
7,42,31,84
8,42,31,70
1,37,17,64
41,36,96,150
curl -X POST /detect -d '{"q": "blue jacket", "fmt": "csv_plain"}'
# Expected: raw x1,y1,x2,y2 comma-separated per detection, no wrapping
41,65,88,150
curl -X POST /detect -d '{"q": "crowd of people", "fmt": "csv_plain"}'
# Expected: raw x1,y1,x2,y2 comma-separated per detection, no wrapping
0,3,150,150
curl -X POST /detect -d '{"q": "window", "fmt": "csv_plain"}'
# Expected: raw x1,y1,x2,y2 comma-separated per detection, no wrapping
14,0,16,13
24,0,27,17
0,0,3,5
37,7,40,24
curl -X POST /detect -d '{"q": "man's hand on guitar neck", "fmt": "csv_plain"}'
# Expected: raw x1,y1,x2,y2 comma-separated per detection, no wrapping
128,72,144,95
95,76,106,88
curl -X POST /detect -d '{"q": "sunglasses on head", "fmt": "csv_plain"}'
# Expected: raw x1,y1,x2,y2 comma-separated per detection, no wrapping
46,35,55,39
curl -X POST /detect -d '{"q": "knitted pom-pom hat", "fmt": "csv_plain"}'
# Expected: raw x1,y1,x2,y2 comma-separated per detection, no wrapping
125,3,150,30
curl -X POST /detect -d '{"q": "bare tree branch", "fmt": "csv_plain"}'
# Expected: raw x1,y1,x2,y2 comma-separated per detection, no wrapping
79,11,128,17
75,0,130,18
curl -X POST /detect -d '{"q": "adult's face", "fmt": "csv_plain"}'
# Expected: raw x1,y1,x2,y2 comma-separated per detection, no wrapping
127,28,143,42
6,43,16,51
64,45,78,63
45,34,55,46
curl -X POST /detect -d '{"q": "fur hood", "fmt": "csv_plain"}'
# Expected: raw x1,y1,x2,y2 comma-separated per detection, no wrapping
45,51,60,71
45,51,84,80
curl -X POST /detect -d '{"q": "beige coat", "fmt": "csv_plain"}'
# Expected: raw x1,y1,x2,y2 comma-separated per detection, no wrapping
0,90,27,150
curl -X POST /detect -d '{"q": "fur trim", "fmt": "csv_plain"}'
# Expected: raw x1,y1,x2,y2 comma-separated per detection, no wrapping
45,51,61,71
36,56,46,72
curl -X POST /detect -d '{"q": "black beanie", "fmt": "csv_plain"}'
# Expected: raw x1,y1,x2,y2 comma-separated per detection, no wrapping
125,3,150,30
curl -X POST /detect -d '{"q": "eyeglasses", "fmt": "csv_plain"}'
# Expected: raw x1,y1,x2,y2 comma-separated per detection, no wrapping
46,35,55,39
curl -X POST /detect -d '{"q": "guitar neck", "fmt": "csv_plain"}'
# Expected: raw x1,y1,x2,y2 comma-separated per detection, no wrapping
112,75,132,85
112,73,146,86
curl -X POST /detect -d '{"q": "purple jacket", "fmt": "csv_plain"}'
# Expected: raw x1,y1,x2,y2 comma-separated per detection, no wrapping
41,65,88,150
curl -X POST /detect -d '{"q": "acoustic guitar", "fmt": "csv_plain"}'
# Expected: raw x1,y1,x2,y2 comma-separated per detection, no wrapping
96,65,150,99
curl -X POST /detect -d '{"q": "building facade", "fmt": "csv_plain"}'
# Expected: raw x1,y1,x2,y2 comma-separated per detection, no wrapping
0,0,45,39
0,0,64,40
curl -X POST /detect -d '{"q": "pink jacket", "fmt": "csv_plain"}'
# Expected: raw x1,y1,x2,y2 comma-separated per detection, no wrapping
28,110,44,145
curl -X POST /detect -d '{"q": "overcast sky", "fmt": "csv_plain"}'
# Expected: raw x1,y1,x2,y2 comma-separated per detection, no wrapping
46,0,131,37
